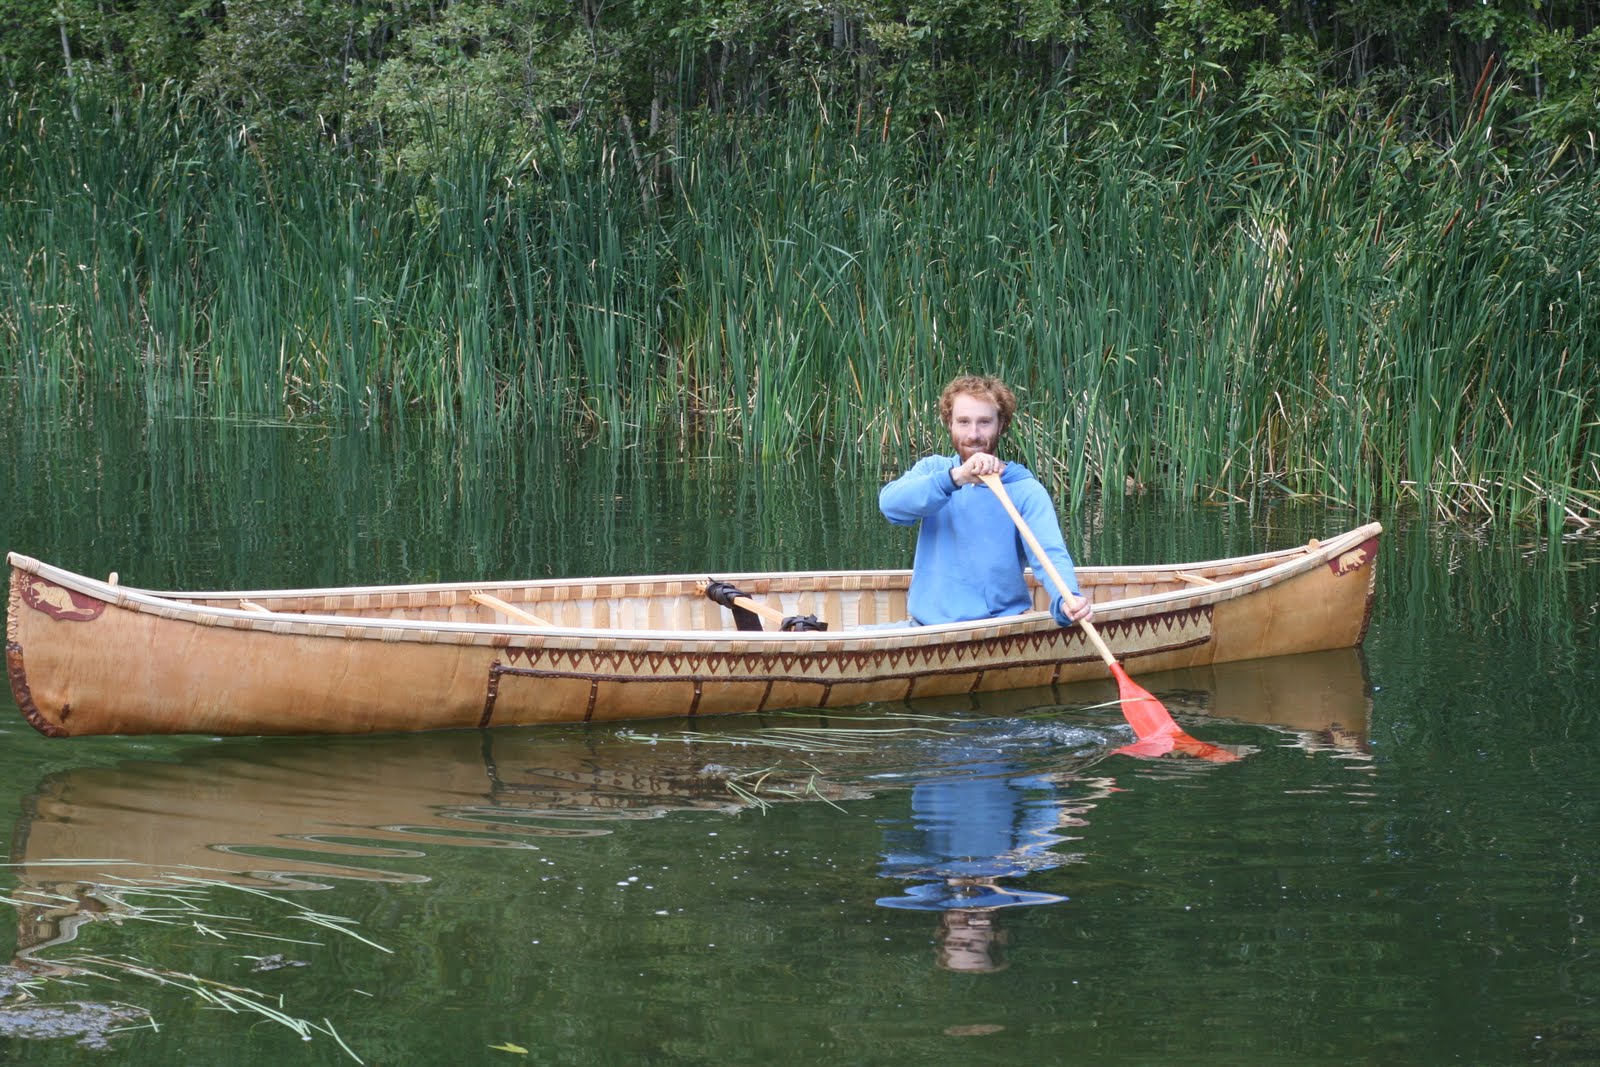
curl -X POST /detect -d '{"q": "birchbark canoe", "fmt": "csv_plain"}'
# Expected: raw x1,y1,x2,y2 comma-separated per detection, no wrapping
5,522,1380,737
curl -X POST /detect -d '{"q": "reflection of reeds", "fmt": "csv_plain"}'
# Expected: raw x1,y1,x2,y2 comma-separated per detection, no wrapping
724,770,852,814
621,712,969,811
623,720,959,754
618,703,1139,810
2,86,1591,527
52,955,361,1062
1374,519,1600,744
3,866,379,1062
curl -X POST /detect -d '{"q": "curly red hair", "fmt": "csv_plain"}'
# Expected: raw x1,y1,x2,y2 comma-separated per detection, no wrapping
939,376,1017,434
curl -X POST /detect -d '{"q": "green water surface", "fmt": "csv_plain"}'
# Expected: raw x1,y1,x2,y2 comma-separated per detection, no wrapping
1,406,1597,1065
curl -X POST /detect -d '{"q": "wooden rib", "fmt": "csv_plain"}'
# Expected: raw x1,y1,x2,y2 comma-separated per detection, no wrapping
470,592,553,628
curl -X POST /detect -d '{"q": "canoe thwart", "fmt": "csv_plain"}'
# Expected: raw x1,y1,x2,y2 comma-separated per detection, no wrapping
701,579,828,632
470,592,553,628
1176,572,1218,586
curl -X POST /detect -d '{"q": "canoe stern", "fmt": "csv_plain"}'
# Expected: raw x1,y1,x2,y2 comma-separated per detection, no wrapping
8,561,74,737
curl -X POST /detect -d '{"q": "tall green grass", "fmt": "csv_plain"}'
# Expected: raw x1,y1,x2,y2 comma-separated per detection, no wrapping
1,86,1594,529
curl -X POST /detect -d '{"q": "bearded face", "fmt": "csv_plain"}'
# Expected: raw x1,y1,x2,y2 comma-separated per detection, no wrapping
947,393,1001,463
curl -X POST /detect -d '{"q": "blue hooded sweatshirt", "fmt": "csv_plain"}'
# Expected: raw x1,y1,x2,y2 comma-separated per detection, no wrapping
879,456,1082,626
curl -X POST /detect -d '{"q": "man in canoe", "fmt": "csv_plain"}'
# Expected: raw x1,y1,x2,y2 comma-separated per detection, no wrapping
880,375,1093,627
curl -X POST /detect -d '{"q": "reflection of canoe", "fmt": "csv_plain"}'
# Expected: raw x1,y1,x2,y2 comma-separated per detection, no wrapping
6,735,870,953
6,522,1381,737
923,646,1371,752
1136,648,1372,750
13,730,856,884
9,728,866,952
7,638,1368,955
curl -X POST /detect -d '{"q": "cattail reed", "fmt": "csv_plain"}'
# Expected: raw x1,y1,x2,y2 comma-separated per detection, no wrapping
2,85,1593,529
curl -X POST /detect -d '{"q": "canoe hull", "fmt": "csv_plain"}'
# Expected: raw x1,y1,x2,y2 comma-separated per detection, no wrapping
7,524,1380,737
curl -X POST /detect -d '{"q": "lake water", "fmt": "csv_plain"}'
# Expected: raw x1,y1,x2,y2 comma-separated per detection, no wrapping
2,405,1598,1065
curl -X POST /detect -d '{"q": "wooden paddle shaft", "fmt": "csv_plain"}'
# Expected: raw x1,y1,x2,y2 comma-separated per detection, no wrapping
978,473,1118,670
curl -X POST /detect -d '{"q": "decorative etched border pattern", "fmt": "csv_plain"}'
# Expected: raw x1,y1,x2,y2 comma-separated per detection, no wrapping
498,605,1211,680
480,606,1215,726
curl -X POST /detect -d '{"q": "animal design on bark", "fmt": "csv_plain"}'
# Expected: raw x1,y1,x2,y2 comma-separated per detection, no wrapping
20,576,104,622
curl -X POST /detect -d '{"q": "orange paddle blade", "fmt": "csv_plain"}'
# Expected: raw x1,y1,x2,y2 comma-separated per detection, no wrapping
1111,735,1180,758
1109,663,1181,740
1112,735,1241,762
1108,664,1241,763
1170,736,1242,762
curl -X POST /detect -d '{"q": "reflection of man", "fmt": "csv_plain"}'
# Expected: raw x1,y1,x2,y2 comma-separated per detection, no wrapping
937,906,1008,974
876,752,1107,972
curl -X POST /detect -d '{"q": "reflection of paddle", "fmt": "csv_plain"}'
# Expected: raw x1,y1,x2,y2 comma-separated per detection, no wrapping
978,473,1236,762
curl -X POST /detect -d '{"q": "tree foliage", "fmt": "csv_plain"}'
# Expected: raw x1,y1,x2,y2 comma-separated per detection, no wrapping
3,0,1595,160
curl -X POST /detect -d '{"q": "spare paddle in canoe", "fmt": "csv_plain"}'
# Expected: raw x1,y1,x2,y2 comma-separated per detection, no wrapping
701,580,828,632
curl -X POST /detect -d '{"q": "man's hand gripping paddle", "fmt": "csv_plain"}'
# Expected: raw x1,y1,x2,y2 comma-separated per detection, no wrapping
979,473,1237,762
